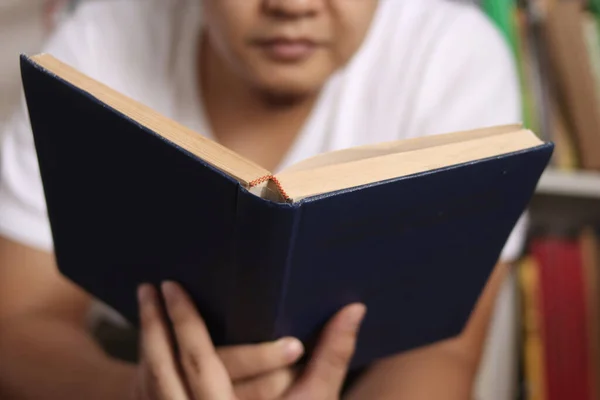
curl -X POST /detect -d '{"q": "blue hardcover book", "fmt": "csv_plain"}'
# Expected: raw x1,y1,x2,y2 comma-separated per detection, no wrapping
20,54,553,368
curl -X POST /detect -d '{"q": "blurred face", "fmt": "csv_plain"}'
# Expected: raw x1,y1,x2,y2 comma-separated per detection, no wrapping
201,0,379,97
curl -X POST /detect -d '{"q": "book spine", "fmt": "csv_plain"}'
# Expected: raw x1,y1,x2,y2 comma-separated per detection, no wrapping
533,238,561,400
248,175,291,202
581,228,600,400
518,257,546,400
224,186,301,344
534,237,591,400
545,2,600,170
561,241,591,400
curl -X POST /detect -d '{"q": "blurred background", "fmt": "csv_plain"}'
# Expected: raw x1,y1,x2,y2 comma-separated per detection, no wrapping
478,1,600,400
1,0,600,399
0,0,79,130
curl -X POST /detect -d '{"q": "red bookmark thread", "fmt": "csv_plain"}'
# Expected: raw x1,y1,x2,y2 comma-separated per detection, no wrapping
248,175,290,201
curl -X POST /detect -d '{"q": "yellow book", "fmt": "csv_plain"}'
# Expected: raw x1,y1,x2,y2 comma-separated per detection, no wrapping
519,257,546,400
551,99,579,170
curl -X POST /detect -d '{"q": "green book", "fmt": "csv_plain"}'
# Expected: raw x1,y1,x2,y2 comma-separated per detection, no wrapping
482,0,536,131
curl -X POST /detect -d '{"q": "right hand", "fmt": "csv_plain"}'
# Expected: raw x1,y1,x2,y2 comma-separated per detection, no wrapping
132,282,366,400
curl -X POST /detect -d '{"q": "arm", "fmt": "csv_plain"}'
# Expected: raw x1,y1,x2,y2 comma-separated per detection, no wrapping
0,238,308,400
0,236,136,399
0,9,138,398
345,261,512,400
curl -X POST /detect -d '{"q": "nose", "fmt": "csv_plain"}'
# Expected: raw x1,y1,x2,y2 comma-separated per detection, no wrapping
262,0,323,19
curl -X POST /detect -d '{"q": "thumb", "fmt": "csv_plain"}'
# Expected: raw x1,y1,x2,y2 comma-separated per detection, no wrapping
290,304,366,399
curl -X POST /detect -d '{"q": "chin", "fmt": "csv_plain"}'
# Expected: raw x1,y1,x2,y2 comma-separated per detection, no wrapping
259,79,317,99
248,62,333,102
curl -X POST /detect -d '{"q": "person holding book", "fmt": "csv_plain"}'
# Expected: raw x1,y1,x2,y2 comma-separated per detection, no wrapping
0,0,528,398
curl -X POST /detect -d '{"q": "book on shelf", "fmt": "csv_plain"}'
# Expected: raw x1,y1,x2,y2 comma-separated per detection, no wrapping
481,0,600,172
519,228,600,400
582,228,600,400
518,255,546,400
545,1,600,171
20,53,553,367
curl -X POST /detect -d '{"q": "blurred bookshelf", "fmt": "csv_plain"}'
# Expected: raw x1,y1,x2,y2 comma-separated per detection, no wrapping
470,0,600,399
536,169,600,198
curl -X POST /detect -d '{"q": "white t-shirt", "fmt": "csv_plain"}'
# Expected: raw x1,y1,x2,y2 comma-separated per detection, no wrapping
0,0,527,261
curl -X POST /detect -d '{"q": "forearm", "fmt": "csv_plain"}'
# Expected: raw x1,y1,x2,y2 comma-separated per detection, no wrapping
0,313,135,400
346,262,513,399
344,340,477,400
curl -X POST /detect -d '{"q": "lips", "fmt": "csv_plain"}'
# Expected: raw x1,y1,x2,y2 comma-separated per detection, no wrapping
254,38,318,62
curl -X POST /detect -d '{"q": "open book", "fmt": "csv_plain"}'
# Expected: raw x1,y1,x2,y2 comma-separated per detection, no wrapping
20,54,553,367
28,54,544,203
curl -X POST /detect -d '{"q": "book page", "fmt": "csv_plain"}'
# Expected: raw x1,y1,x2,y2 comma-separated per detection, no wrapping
277,130,542,201
282,124,522,174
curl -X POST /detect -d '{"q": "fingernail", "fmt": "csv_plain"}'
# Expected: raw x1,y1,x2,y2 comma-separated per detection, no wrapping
137,284,152,305
161,281,179,307
279,337,304,360
344,304,367,331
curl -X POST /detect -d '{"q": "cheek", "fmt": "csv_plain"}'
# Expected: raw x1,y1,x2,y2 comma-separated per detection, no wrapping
202,0,256,58
329,0,379,65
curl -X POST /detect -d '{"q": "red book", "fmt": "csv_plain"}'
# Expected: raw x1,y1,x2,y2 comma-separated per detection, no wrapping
532,237,591,400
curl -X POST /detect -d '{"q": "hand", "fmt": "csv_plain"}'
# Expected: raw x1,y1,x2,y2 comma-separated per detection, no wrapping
132,281,366,400
132,283,304,400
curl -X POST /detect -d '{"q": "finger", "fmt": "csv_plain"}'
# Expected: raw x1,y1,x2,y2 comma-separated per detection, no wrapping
137,284,188,400
292,304,366,398
218,338,303,380
234,368,296,400
161,281,234,400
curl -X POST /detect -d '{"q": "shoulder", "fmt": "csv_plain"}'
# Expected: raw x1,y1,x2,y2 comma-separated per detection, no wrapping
46,0,172,57
418,0,515,75
364,0,513,71
42,0,195,101
395,0,519,99
389,0,506,43
341,0,520,139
